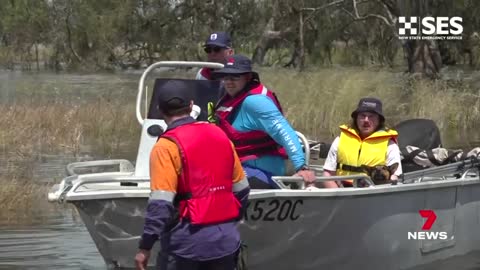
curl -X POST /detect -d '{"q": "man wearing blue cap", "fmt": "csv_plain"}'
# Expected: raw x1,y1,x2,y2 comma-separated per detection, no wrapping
196,31,234,80
212,54,316,189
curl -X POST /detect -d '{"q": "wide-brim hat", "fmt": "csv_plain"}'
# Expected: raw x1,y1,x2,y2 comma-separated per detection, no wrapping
351,97,385,120
214,54,254,75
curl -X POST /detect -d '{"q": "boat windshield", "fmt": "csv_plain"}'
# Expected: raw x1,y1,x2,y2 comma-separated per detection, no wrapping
147,79,223,122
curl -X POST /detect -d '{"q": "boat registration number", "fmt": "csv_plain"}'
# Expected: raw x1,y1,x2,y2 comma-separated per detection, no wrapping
244,199,303,222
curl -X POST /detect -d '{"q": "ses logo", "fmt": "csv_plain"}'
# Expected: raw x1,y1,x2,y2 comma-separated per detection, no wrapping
398,16,463,40
407,210,448,240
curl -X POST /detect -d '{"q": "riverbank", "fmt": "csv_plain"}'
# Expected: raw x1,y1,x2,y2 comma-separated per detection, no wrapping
1,67,480,221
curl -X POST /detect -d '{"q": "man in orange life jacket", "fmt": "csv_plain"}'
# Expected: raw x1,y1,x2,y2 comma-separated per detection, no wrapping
212,54,316,189
134,80,250,270
322,97,402,188
196,31,234,80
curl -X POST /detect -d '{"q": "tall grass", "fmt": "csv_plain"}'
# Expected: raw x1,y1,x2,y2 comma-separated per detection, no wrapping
260,67,480,142
2,67,480,221
0,97,137,223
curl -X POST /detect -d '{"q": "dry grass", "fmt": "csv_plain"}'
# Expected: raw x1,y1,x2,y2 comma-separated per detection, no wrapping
0,178,49,223
0,98,138,158
0,96,138,223
260,67,480,142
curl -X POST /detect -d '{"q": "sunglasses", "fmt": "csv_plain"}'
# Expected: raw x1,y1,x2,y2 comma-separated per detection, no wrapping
221,75,243,81
204,46,224,53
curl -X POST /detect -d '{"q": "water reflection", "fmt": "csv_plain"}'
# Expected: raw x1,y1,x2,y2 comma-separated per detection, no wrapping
0,206,105,270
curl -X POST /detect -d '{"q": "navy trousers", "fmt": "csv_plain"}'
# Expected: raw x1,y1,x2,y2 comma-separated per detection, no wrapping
156,253,237,270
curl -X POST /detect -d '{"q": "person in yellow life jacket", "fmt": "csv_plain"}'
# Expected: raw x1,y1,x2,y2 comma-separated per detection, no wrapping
322,97,402,188
134,80,250,270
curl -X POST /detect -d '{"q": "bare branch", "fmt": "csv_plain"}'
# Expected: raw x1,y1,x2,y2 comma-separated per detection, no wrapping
301,0,345,12
378,0,397,24
302,0,350,25
378,0,398,17
344,0,393,26
342,7,356,20
353,0,360,18
265,26,295,39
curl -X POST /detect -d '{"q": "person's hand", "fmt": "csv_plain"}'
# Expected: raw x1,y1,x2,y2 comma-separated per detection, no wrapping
135,249,151,270
390,174,399,185
294,168,316,187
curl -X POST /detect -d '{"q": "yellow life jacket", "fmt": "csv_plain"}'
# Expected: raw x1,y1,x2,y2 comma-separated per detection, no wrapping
336,125,398,184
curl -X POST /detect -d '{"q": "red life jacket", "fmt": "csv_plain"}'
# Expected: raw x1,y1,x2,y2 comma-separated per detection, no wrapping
215,83,288,162
199,68,213,80
162,122,241,225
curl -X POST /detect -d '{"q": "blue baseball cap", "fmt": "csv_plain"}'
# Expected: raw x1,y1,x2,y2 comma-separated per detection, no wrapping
204,31,232,48
214,54,253,75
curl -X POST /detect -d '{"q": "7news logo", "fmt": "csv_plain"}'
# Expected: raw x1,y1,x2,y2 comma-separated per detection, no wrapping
407,210,448,240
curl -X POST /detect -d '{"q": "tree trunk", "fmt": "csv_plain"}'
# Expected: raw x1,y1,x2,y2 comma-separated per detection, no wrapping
252,18,276,65
252,0,295,66
35,43,39,71
298,5,305,71
284,39,302,68
404,40,442,79
395,0,443,78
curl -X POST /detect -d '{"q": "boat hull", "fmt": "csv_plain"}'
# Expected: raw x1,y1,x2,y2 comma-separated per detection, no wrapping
68,179,480,269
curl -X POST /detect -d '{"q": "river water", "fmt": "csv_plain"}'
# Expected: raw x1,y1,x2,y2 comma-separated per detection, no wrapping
1,70,480,270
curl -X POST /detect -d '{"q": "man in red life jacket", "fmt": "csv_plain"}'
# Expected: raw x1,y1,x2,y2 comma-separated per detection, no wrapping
134,80,250,270
211,54,316,189
196,31,234,80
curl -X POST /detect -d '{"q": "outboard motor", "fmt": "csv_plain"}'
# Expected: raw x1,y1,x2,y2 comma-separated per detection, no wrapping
394,118,442,150
394,118,442,173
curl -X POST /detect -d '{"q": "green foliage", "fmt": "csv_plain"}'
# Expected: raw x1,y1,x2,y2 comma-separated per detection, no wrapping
0,0,480,71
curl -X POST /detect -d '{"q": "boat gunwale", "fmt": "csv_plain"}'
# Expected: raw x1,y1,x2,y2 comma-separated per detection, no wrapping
58,175,480,201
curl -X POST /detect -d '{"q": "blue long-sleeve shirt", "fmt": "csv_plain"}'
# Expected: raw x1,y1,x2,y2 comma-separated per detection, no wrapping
231,94,305,175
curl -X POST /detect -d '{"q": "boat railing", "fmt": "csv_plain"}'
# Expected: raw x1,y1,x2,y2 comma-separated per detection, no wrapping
296,131,311,166
66,159,135,176
272,174,374,189
460,167,479,179
69,177,150,193
53,173,373,201
402,157,480,183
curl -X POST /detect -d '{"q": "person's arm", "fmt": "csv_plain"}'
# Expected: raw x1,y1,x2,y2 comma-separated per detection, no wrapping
322,137,340,188
387,139,403,180
242,95,306,171
230,142,250,217
135,139,181,269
